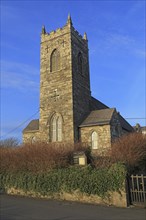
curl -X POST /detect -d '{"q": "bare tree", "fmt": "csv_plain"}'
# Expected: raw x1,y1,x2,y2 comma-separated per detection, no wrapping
0,137,20,148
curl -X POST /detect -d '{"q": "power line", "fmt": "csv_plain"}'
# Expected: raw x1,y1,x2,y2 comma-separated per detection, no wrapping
125,118,146,120
0,109,39,139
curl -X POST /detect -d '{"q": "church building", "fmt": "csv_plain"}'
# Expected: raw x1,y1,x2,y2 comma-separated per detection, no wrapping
23,15,133,150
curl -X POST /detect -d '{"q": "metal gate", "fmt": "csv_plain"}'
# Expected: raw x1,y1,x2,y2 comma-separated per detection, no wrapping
129,174,146,206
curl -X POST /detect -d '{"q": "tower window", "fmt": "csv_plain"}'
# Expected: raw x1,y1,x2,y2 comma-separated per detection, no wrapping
51,114,62,142
50,49,60,72
78,52,83,75
91,131,98,149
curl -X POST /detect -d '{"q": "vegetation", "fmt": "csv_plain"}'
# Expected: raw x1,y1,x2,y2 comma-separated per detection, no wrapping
0,142,89,173
0,132,145,199
110,132,146,173
0,137,20,148
91,132,146,174
0,164,126,198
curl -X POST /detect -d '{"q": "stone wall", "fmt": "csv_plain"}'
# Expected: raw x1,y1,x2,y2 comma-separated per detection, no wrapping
6,187,128,208
71,27,91,141
80,110,128,153
80,125,111,153
23,130,40,144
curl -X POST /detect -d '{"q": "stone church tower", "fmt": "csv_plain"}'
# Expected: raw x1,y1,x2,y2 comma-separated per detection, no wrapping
23,15,91,143
39,15,90,142
23,15,133,148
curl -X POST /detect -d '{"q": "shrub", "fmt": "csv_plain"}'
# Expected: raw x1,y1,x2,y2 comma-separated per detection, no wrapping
0,142,88,173
109,132,146,173
90,132,146,172
91,156,112,169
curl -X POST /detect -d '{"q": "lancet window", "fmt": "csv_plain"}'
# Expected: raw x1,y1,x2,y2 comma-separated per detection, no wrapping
51,114,62,142
50,49,60,72
91,131,98,149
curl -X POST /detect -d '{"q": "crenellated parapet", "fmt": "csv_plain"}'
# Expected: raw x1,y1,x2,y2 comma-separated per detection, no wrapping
41,14,88,45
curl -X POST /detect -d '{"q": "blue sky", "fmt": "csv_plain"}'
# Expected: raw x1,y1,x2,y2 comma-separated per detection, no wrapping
1,0,145,142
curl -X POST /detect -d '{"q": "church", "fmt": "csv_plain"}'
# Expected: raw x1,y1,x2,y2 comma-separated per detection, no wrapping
23,15,133,150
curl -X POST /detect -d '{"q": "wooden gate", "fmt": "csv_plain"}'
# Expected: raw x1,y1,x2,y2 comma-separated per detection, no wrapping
129,175,146,206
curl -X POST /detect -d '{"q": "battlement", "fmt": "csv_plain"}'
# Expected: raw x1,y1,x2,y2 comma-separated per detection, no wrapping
48,26,66,36
71,26,86,41
41,15,87,44
41,24,68,42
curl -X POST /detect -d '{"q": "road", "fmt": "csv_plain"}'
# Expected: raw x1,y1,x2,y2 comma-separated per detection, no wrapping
0,194,145,220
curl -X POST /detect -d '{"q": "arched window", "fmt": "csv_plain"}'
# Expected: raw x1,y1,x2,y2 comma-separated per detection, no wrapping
78,52,83,75
50,49,60,72
91,131,98,149
57,116,62,141
31,136,36,144
51,114,62,142
52,115,57,142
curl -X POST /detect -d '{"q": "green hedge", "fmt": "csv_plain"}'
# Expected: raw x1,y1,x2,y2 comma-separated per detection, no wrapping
0,163,126,198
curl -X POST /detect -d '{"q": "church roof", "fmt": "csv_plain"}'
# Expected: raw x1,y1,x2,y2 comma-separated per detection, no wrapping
79,108,115,127
23,119,39,133
118,115,134,132
90,97,108,110
80,108,134,132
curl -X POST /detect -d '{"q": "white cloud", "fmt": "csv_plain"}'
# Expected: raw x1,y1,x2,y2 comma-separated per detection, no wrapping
127,1,144,16
105,33,135,49
1,60,39,76
135,49,146,58
91,30,145,59
98,31,135,53
1,60,39,93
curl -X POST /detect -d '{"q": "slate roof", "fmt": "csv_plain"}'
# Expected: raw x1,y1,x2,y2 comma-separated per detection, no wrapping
79,108,115,127
118,115,134,132
90,96,108,110
79,108,134,132
23,119,39,133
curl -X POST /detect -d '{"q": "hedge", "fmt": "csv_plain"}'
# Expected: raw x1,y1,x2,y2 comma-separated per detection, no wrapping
0,163,126,198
